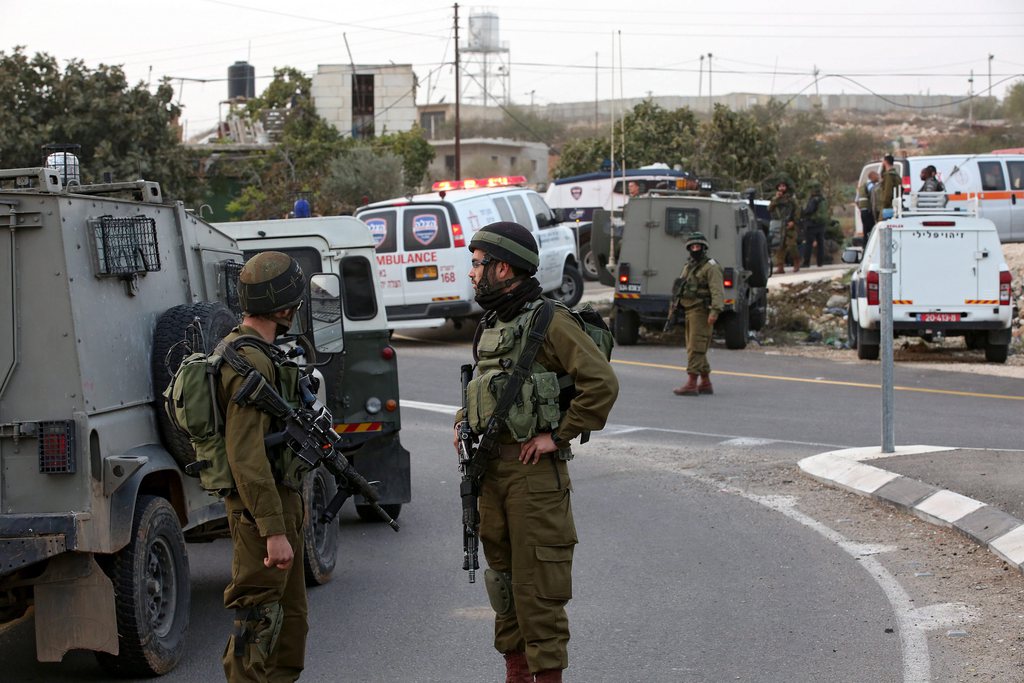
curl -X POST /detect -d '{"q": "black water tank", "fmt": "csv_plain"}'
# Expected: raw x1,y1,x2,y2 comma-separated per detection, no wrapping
228,61,255,100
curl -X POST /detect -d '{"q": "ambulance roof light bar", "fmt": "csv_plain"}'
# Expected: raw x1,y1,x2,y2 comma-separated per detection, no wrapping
431,176,528,192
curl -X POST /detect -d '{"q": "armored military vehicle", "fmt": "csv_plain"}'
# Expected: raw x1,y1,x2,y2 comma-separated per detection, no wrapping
591,191,771,348
0,161,373,675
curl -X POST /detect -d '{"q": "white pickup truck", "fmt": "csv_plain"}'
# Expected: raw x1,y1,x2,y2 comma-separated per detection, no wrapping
845,193,1016,363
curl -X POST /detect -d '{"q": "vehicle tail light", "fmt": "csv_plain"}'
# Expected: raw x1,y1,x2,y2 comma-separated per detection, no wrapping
902,175,911,192
451,222,466,248
381,345,395,360
723,267,734,289
1000,270,1012,305
38,420,76,474
618,263,630,284
867,270,880,306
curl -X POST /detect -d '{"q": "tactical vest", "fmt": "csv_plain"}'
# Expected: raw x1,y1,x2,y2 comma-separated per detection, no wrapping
680,259,715,307
466,300,563,443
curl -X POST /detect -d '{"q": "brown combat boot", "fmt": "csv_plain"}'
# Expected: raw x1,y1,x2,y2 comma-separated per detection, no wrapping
534,669,563,683
673,373,700,396
775,265,785,275
698,373,713,395
503,651,532,683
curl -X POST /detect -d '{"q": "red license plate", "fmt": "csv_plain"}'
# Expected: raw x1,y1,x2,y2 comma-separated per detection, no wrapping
919,313,961,322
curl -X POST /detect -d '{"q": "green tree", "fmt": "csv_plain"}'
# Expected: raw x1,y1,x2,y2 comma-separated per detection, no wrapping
694,104,779,189
0,47,195,201
1003,80,1024,122
321,147,405,214
372,126,435,191
821,127,884,184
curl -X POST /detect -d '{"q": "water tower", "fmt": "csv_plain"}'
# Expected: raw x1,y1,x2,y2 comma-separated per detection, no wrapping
461,9,510,106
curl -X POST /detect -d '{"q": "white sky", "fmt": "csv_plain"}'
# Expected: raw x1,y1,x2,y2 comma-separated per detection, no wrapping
7,0,1024,140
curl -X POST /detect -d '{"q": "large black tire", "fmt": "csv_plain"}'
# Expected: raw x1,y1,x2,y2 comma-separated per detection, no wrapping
985,342,1009,363
303,468,339,586
356,503,402,523
551,263,584,308
742,230,771,288
847,304,858,350
722,300,749,350
95,496,189,677
580,243,599,281
152,302,238,468
614,309,639,346
856,325,879,360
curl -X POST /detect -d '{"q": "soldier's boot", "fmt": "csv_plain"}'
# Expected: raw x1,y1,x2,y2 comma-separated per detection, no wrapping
698,373,714,395
534,669,563,683
673,373,700,396
775,265,785,275
503,651,532,683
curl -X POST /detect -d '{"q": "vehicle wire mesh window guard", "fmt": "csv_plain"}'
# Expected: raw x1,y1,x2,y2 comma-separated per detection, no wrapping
38,421,76,474
90,215,161,276
220,259,244,316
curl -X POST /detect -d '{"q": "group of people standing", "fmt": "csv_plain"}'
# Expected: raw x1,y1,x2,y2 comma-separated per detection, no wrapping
767,177,833,274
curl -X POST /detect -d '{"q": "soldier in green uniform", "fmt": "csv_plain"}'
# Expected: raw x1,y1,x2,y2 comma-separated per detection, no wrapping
877,154,902,221
671,232,725,396
458,222,618,683
769,178,801,274
800,181,830,268
219,251,309,683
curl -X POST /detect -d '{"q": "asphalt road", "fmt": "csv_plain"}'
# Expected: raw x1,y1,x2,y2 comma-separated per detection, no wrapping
2,313,1021,681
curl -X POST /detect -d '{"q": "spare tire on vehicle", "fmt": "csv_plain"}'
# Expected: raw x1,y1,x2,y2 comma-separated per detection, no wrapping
742,230,771,288
151,302,238,468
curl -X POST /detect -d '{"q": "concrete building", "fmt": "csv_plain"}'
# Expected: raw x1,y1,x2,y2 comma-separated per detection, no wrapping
311,64,417,138
427,138,549,185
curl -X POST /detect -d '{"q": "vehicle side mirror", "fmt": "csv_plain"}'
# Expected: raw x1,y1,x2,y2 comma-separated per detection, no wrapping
841,247,862,265
309,273,344,354
535,211,552,228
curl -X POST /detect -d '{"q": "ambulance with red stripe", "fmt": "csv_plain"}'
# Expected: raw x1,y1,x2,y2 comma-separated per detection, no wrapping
844,192,1016,363
854,153,1024,244
355,176,582,328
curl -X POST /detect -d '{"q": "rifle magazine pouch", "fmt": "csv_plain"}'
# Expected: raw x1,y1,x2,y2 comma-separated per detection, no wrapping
533,371,561,432
490,372,537,442
484,568,515,617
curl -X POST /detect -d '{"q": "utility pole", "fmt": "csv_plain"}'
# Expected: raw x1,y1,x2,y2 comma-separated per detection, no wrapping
454,3,461,179
988,53,994,96
594,52,599,129
707,52,713,113
968,70,974,127
698,55,704,102
813,65,820,97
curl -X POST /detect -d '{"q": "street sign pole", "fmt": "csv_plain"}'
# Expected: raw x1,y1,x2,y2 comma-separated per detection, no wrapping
879,221,895,453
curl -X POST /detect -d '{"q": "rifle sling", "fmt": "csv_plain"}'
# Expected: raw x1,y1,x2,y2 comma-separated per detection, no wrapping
475,299,555,460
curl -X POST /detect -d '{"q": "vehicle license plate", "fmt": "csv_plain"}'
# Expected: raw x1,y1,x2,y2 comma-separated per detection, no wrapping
919,312,960,322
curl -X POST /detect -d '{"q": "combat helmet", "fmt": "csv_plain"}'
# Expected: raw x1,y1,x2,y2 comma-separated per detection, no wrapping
468,221,539,275
238,251,305,315
684,231,710,249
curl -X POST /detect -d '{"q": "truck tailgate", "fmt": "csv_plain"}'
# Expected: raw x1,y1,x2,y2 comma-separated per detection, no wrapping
896,228,979,306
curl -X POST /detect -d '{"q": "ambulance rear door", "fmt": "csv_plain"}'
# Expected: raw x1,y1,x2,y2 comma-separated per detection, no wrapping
359,208,405,308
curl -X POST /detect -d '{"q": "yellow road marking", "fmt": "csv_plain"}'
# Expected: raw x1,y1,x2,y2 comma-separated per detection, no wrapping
612,358,1024,401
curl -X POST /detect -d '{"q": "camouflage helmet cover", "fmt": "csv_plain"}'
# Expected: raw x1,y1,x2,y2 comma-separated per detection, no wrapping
684,231,710,249
238,251,305,315
468,221,540,274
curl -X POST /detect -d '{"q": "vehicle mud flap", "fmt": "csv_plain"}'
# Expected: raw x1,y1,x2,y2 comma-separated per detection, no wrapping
987,328,1012,345
34,553,118,661
350,432,411,505
859,326,881,345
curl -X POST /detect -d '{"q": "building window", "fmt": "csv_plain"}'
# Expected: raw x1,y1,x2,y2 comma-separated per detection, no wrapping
420,111,446,139
445,155,456,174
352,74,375,139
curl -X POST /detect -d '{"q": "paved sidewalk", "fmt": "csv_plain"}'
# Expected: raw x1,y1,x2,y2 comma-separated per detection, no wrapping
800,446,1024,573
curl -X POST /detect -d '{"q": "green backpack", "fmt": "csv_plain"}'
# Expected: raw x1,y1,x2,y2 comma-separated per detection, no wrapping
162,335,266,495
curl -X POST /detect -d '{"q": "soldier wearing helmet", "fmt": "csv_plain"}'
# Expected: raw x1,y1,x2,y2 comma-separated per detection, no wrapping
220,251,309,682
769,177,801,274
800,181,830,268
457,222,618,682
670,232,725,396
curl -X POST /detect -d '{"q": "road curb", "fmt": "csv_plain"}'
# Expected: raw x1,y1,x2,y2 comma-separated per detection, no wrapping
798,445,1024,573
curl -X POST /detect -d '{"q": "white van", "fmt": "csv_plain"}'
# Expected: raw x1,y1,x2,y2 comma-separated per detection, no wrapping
844,193,1015,363
854,153,1024,244
355,176,581,328
544,167,696,280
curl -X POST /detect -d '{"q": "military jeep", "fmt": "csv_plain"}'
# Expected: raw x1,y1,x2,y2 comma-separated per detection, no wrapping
0,160,394,675
591,191,771,349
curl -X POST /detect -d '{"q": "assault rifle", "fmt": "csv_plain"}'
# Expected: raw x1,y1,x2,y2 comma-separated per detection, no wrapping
458,364,486,582
234,370,400,532
663,277,685,332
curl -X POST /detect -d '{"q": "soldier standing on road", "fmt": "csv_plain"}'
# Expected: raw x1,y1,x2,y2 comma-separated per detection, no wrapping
769,178,801,274
876,154,902,221
457,222,618,683
219,251,309,683
801,181,830,268
671,232,725,396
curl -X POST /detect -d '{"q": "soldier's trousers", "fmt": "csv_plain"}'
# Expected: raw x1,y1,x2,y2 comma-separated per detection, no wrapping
684,306,712,374
776,225,801,269
479,448,577,673
802,224,826,267
223,488,307,683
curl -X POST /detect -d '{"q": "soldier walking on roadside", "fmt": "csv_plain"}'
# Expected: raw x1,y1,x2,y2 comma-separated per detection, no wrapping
456,222,618,682
769,178,801,274
219,252,309,683
671,232,725,396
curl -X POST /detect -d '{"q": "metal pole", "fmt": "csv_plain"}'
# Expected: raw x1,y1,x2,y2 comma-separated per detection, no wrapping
707,53,713,112
454,3,461,179
879,220,895,453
